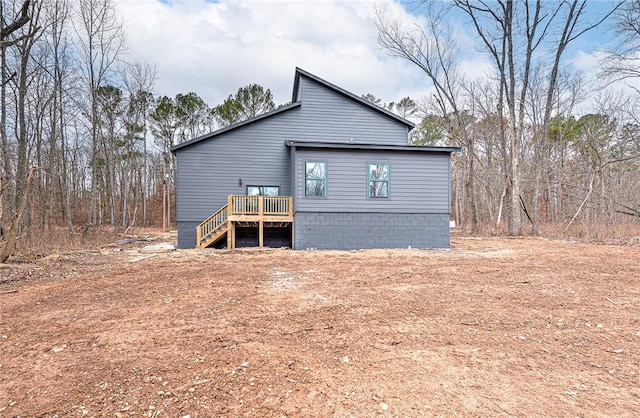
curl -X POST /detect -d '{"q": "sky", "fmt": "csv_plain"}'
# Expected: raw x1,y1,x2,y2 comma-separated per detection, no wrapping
111,0,635,115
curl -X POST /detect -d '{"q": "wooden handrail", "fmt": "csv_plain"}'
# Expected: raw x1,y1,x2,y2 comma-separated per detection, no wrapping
196,204,228,246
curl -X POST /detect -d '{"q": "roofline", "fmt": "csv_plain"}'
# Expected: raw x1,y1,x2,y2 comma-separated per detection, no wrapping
285,140,460,154
292,67,415,130
171,101,302,153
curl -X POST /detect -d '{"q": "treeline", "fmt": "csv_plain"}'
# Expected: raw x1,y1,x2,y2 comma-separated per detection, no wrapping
376,1,640,237
2,0,640,260
0,0,277,258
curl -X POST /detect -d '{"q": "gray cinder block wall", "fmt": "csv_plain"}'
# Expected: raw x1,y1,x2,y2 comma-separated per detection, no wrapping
294,212,450,250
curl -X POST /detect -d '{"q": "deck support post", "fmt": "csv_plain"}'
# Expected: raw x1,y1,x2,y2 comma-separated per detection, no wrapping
259,221,264,248
258,198,264,247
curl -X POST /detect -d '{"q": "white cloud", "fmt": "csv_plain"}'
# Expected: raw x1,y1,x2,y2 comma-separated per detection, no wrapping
568,50,640,117
113,0,431,108
112,0,637,118
569,49,608,79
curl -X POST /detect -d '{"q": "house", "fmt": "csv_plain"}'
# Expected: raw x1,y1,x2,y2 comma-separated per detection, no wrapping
171,67,459,250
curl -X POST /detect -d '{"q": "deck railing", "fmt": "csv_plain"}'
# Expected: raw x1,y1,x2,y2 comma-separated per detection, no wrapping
196,196,294,248
196,204,228,246
229,195,259,215
263,196,292,216
228,195,293,218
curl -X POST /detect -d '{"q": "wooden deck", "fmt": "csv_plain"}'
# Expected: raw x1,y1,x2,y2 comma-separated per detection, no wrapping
196,195,293,249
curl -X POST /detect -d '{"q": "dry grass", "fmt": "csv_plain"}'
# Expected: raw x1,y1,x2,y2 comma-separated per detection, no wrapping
456,221,640,245
4,226,175,263
540,222,640,245
4,220,640,264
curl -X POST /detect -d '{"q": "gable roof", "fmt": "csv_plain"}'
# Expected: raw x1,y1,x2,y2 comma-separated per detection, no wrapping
172,67,415,153
292,67,415,130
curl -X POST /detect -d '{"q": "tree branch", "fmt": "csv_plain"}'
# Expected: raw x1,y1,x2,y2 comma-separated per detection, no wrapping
0,0,31,39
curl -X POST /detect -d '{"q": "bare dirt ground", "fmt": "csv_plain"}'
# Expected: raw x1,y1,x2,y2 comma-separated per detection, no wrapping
1,235,639,417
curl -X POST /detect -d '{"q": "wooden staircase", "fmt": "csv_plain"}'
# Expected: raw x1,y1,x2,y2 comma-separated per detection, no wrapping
196,195,293,249
196,204,229,248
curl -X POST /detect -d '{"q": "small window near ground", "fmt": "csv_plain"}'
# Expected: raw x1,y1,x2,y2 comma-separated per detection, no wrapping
368,162,389,198
247,186,279,196
305,161,326,197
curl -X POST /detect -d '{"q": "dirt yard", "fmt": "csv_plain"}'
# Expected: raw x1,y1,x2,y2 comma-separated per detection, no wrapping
1,236,639,417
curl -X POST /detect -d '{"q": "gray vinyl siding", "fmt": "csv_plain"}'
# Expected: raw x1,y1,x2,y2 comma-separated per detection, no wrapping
175,75,413,226
295,77,409,145
175,109,296,226
294,148,451,214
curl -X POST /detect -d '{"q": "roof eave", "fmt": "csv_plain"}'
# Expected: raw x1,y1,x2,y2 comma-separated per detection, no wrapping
285,140,460,154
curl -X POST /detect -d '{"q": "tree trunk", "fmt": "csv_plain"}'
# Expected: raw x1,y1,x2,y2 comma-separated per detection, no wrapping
467,136,478,233
1,167,35,263
0,39,11,224
565,170,596,232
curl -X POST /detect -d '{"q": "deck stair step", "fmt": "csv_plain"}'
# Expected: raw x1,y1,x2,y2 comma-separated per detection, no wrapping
196,204,228,248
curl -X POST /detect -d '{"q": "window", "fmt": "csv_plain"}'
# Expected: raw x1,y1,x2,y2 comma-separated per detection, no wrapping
247,186,279,196
368,163,389,198
305,161,326,197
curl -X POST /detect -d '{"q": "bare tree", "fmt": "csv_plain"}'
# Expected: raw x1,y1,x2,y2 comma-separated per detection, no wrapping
44,0,74,234
376,2,479,233
0,0,42,261
121,61,156,226
377,1,620,236
601,0,640,91
0,167,35,263
13,0,45,215
74,0,125,231
1,0,35,228
456,0,620,235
